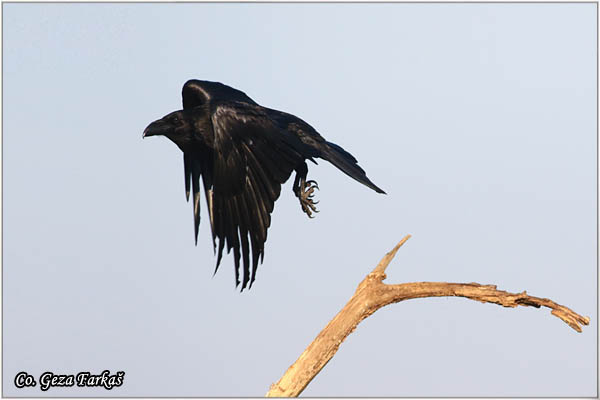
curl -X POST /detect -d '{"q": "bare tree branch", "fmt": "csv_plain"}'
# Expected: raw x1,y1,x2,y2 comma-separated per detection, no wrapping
266,235,590,397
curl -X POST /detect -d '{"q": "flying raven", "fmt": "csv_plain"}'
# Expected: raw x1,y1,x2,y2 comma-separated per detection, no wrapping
144,80,385,290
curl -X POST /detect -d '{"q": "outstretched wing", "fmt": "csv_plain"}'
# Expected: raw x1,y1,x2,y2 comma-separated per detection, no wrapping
266,108,386,194
189,101,310,290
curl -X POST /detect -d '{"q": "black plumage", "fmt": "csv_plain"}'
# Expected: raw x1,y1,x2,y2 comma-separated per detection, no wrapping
143,80,385,290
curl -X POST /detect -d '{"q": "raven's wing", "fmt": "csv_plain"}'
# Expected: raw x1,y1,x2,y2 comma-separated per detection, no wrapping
266,108,386,194
200,102,308,290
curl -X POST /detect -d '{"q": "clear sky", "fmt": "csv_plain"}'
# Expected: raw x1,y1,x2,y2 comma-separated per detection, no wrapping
2,2,597,397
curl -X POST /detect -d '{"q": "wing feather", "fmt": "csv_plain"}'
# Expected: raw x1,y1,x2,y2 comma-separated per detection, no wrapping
183,153,192,202
224,198,241,286
244,165,269,241
236,193,252,289
181,94,309,290
191,158,202,245
206,102,306,289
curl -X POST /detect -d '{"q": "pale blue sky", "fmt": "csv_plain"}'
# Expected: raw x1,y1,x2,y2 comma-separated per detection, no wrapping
3,2,597,397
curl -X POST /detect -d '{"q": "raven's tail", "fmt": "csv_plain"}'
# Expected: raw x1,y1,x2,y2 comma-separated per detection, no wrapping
321,141,386,194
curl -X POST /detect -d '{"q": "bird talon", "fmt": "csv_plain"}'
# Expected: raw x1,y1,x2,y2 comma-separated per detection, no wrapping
306,180,319,190
301,201,315,218
298,180,320,218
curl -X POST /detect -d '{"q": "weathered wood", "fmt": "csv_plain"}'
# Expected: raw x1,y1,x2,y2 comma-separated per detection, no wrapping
266,235,589,397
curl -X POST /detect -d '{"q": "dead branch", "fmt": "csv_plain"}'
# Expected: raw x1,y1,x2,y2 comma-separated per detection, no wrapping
265,234,590,397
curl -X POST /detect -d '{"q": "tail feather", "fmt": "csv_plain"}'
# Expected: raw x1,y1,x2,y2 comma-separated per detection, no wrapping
322,141,386,194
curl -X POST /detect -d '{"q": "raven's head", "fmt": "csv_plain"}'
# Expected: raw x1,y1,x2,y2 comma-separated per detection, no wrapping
143,110,190,141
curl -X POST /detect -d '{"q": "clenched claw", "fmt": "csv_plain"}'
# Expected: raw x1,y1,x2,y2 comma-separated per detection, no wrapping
305,180,319,190
300,179,320,218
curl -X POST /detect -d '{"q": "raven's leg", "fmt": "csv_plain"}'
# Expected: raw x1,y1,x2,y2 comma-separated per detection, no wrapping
292,162,320,218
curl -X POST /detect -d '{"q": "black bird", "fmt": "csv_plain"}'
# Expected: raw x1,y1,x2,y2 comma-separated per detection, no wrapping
144,80,385,290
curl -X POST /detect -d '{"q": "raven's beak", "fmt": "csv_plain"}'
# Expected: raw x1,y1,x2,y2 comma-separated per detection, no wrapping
143,119,168,138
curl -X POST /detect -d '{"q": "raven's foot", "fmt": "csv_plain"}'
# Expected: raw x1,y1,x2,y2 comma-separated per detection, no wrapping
299,179,320,218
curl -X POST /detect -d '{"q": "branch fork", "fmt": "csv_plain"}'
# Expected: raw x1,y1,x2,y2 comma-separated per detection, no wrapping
266,235,590,397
